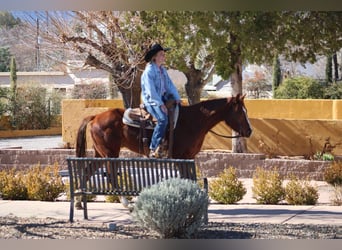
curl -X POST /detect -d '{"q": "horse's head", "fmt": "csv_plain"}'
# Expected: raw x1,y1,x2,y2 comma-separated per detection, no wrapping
224,94,252,138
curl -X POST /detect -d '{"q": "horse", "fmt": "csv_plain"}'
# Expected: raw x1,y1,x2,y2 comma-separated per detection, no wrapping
76,94,252,159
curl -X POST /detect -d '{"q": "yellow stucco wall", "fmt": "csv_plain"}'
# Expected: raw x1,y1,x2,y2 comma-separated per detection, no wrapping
62,99,342,156
245,99,342,120
62,99,124,148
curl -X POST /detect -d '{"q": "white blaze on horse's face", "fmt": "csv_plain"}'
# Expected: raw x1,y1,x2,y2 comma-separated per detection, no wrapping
243,106,252,136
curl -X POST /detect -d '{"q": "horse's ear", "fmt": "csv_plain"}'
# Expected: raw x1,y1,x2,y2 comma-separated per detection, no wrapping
234,93,245,102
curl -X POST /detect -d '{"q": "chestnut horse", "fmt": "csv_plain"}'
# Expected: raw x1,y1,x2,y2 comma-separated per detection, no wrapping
76,94,252,159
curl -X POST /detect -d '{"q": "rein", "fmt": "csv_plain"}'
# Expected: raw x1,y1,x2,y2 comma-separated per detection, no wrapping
209,129,242,139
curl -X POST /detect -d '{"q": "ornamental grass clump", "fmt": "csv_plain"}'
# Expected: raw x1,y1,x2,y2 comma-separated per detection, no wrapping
209,166,246,204
252,167,285,204
24,163,65,201
324,161,342,205
324,161,342,186
132,178,208,239
285,175,319,205
0,168,28,200
0,164,65,201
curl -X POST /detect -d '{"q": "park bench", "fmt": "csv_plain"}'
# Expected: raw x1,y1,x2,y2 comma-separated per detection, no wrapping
66,157,208,222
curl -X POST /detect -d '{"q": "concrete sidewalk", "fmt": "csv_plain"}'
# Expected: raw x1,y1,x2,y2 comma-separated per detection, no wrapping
0,178,341,225
0,200,341,225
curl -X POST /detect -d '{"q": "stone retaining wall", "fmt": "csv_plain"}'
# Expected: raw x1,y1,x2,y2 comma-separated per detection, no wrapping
0,149,332,181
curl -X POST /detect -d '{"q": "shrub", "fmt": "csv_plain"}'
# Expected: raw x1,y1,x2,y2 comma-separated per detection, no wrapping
324,161,342,186
331,186,342,206
132,178,208,239
324,81,342,99
284,175,319,205
9,84,50,129
0,168,28,200
209,167,246,204
274,76,324,99
314,152,335,161
105,195,133,203
252,167,285,204
71,82,108,99
24,163,65,201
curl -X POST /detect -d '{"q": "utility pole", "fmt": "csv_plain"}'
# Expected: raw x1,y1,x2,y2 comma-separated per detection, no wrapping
35,18,40,71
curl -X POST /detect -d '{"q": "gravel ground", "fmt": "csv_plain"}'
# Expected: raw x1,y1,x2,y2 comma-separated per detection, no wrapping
0,216,341,239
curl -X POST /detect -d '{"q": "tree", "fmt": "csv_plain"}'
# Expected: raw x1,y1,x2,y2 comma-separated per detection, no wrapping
0,11,21,29
10,56,17,86
9,57,17,118
22,11,151,108
139,11,216,104
202,11,342,152
272,54,282,94
0,47,11,72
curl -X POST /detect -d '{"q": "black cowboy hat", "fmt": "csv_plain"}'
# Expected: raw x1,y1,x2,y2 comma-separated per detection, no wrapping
144,43,171,62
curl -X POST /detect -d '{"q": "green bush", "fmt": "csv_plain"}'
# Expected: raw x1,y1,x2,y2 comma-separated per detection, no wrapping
24,163,65,201
0,168,28,200
324,81,342,99
0,87,9,116
132,178,208,238
314,152,335,161
252,167,285,204
324,161,342,186
274,76,324,99
284,175,319,205
209,167,246,204
10,84,50,129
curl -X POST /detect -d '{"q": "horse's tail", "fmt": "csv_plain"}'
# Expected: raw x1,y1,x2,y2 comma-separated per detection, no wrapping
76,115,96,157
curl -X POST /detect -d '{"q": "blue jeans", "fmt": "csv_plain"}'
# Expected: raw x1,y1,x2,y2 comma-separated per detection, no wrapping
145,104,168,151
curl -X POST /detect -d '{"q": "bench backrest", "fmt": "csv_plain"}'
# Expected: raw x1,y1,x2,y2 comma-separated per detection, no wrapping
67,157,197,196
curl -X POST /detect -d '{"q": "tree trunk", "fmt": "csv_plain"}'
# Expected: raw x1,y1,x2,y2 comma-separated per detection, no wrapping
230,46,248,153
184,65,204,105
326,54,333,84
333,53,339,82
115,70,142,109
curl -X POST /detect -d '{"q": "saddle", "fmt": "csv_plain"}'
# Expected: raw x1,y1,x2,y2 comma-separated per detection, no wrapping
122,105,156,130
122,102,179,130
122,102,179,158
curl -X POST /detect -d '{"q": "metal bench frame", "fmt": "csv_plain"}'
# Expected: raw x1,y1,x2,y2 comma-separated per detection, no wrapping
67,157,208,222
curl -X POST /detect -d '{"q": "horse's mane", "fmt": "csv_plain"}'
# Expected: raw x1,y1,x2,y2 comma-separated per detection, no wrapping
181,97,230,112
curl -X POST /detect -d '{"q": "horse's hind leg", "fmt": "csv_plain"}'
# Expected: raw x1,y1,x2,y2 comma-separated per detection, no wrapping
91,128,131,209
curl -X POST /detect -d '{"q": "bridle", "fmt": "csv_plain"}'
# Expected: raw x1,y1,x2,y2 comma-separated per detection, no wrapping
208,129,242,139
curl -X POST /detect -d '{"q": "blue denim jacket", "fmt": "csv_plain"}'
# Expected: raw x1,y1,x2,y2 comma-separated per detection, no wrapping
141,63,181,107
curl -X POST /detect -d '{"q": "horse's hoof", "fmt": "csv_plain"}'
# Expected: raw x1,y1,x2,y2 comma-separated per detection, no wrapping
119,196,130,208
128,205,134,213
